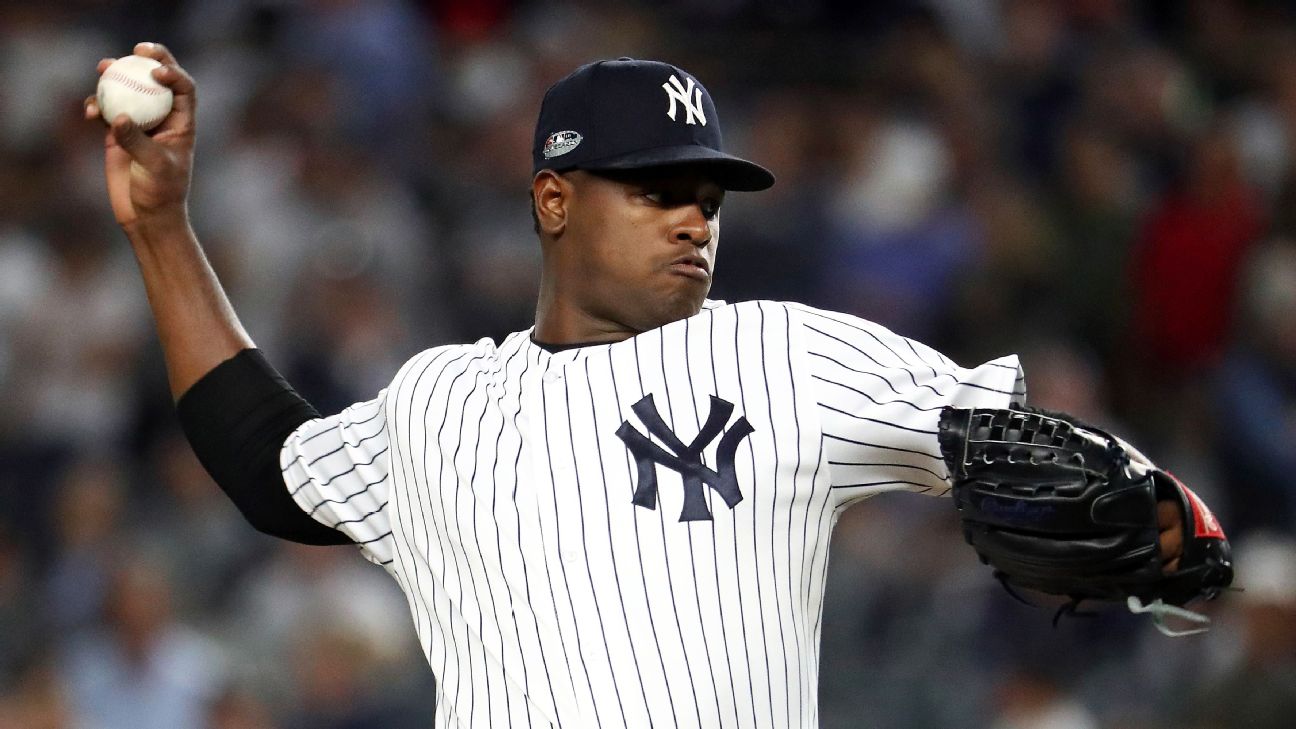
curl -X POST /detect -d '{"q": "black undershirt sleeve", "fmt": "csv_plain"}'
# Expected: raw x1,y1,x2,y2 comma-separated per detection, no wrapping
176,348,352,545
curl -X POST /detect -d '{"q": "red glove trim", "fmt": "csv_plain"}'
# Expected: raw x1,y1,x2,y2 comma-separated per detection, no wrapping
1167,472,1226,540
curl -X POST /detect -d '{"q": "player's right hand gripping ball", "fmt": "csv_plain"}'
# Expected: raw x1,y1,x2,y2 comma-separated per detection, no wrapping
937,407,1233,609
97,55,173,131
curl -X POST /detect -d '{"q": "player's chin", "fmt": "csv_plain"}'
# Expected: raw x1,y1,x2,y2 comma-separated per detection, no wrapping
649,287,708,328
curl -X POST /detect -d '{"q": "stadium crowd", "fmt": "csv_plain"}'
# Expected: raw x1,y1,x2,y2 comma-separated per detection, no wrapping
0,1,1293,727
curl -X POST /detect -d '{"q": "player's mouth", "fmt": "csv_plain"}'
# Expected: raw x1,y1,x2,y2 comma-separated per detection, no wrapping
669,254,711,282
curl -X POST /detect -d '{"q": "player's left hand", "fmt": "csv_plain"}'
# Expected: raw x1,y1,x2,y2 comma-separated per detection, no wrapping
937,406,1233,617
1158,499,1184,573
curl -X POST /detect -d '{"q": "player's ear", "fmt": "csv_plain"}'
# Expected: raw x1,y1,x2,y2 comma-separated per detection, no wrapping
533,170,568,239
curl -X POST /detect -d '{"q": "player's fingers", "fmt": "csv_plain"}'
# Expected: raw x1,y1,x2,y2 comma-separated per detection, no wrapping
129,43,197,131
1157,498,1183,532
151,63,194,95
1159,528,1183,562
1157,500,1184,569
134,41,178,67
110,114,163,165
151,62,197,119
88,58,116,122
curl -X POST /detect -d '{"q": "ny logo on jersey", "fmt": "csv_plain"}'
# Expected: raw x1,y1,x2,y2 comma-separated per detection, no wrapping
662,74,707,126
615,393,753,521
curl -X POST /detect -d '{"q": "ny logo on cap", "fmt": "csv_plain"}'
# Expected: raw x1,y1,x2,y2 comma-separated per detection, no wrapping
662,74,707,126
616,393,751,521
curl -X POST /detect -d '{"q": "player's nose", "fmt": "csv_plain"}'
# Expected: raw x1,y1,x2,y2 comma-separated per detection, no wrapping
671,205,712,248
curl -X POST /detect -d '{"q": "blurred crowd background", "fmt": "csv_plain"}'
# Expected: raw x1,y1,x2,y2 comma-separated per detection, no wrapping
1,0,1294,727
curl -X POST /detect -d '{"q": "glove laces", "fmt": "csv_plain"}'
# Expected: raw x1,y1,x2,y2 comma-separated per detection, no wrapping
1126,596,1211,637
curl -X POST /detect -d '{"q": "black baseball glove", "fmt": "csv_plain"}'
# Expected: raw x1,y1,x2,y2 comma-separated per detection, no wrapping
937,407,1233,631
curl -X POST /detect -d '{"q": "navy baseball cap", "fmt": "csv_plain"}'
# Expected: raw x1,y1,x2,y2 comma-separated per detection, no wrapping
532,58,775,192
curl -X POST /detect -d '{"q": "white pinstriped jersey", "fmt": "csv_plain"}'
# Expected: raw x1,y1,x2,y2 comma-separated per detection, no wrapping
280,300,1025,728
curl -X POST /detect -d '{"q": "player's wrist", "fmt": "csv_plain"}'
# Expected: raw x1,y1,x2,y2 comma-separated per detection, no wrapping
122,205,193,243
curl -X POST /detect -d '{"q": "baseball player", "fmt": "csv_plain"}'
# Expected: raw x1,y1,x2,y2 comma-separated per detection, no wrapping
87,44,1231,728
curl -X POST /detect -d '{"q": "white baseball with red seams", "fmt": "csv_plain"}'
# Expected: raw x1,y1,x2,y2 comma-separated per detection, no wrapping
97,55,173,131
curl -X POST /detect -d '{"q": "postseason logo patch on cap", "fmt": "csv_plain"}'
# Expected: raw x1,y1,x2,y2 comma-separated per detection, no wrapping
543,130,583,159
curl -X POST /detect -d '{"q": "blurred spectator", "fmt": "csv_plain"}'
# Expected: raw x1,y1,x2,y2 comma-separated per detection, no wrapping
823,114,982,342
989,670,1098,729
233,541,413,660
0,225,53,401
41,455,127,633
208,687,278,729
278,0,439,133
1184,532,1296,729
1131,124,1265,377
194,125,439,354
0,658,76,729
1049,121,1143,360
0,528,33,680
1212,240,1296,536
133,432,267,614
820,496,1000,728
1014,338,1117,427
283,625,427,729
954,172,1059,359
710,89,833,306
58,556,229,729
5,211,149,450
229,542,429,715
992,0,1078,180
0,6,113,152
282,268,414,415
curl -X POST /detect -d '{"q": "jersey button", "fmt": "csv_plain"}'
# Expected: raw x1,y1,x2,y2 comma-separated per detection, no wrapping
543,371,562,383
561,549,579,564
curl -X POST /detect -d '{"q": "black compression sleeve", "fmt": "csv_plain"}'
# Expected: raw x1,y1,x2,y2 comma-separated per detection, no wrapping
176,349,352,545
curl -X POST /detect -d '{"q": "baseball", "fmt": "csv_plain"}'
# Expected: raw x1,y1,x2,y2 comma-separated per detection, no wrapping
96,55,173,131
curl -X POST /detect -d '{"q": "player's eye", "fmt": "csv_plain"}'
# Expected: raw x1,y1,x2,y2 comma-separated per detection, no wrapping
700,198,721,220
642,191,665,205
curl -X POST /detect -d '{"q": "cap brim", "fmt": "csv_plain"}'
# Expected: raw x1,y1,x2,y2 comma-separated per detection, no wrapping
576,145,775,192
